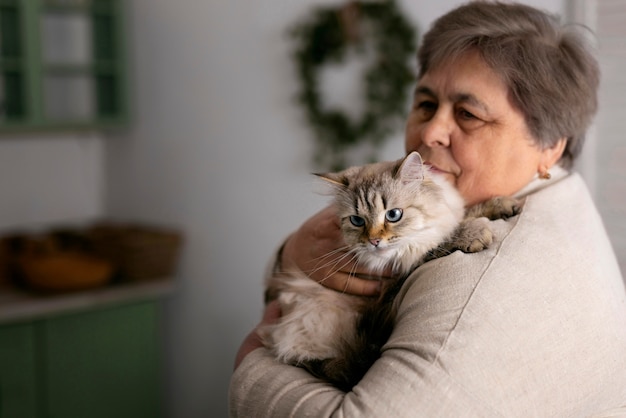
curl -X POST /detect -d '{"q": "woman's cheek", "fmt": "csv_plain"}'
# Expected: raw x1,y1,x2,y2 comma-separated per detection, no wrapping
405,116,422,152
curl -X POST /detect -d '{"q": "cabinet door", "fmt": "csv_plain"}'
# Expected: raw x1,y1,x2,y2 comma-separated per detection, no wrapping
0,322,38,418
43,302,161,418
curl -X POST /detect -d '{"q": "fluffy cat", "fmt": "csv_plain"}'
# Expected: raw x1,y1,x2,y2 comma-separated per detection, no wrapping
260,151,520,390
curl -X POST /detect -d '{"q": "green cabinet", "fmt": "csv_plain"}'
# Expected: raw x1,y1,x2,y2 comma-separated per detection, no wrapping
0,323,37,418
0,0,129,131
0,302,161,418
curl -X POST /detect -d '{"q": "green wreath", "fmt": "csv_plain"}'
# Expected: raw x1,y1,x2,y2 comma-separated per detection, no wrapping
290,1,417,170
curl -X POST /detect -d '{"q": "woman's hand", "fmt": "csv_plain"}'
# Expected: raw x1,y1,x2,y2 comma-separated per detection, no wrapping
234,300,281,370
281,205,391,297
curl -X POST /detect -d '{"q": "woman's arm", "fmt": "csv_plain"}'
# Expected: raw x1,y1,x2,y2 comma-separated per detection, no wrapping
229,252,498,417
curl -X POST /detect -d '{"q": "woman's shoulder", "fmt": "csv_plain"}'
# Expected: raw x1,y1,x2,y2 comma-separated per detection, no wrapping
388,174,626,411
395,170,623,333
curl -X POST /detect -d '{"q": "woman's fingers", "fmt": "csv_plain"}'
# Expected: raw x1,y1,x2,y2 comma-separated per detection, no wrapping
261,299,282,324
315,271,382,296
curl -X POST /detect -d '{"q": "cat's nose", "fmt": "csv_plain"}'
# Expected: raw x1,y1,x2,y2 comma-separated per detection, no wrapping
369,238,381,247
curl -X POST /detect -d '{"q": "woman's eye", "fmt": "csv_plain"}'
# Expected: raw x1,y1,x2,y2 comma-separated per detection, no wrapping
385,208,403,223
416,100,437,113
458,108,477,120
349,215,365,227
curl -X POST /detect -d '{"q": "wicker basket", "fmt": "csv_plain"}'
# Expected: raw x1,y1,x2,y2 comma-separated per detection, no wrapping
1,233,114,292
88,223,183,281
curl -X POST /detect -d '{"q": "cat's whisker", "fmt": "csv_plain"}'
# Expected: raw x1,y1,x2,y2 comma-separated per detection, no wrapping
317,255,358,285
307,248,357,277
310,245,352,263
342,253,366,294
308,248,356,276
317,250,360,287
326,249,369,294
273,246,356,277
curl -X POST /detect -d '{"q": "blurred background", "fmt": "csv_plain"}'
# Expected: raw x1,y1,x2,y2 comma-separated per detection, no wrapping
0,0,623,417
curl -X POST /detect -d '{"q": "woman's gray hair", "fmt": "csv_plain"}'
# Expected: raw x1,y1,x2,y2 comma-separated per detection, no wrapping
418,1,600,169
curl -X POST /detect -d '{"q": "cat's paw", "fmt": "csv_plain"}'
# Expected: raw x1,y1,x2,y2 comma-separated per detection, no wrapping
454,217,493,253
487,196,522,219
483,196,523,220
467,196,523,220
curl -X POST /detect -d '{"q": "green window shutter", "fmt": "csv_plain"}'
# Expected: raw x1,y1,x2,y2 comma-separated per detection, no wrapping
0,0,129,132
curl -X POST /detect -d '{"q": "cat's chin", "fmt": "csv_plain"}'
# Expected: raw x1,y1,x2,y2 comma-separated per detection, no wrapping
361,245,392,255
360,247,395,265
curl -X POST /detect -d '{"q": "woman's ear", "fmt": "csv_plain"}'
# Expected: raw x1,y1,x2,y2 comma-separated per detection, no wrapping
539,138,567,170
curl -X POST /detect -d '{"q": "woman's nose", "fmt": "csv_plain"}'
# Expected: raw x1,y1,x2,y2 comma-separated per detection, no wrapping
420,112,452,148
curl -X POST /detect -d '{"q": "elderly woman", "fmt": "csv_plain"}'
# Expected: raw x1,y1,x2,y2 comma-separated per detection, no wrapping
230,2,626,416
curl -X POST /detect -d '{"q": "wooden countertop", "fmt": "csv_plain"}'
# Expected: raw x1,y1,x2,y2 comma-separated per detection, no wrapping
0,278,176,325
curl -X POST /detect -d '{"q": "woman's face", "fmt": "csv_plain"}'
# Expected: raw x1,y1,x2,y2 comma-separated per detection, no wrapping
405,51,563,206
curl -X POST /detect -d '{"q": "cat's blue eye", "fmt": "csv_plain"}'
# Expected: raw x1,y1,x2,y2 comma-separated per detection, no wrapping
349,215,365,227
386,208,403,223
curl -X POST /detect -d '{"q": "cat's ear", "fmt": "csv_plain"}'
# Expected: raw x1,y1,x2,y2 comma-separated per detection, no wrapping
397,151,425,184
314,172,349,187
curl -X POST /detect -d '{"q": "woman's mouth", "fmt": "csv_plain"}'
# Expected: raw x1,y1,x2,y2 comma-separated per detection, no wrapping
424,161,445,174
424,162,457,183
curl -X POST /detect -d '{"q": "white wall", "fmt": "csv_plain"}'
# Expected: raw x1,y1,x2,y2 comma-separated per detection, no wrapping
0,134,104,232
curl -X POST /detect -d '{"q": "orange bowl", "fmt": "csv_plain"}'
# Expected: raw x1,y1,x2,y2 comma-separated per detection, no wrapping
19,252,114,292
